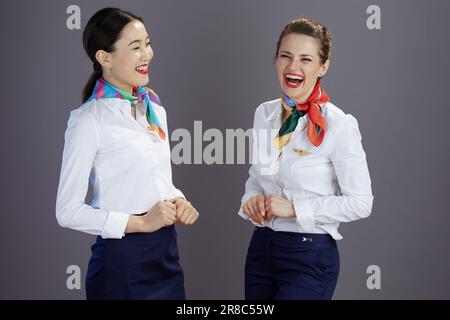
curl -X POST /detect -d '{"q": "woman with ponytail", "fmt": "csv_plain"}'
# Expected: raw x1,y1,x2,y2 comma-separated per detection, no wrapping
56,7,199,300
238,18,373,299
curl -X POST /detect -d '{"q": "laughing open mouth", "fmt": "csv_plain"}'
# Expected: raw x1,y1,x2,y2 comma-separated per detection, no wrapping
285,73,304,88
135,64,148,75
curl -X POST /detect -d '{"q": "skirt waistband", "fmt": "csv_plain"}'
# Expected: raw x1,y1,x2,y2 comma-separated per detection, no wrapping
254,226,336,246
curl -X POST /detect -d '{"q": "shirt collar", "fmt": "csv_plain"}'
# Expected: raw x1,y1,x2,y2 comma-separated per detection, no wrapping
265,100,283,123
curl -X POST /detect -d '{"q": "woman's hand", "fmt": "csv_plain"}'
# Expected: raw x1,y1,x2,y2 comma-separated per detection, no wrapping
243,194,266,224
171,197,199,225
127,200,178,233
265,193,296,220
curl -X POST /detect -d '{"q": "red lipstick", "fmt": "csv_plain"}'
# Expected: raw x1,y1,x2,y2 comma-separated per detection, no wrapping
135,64,149,75
284,72,304,88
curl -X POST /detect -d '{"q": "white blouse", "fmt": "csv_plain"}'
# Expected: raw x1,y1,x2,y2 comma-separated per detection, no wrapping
238,99,374,240
56,97,184,239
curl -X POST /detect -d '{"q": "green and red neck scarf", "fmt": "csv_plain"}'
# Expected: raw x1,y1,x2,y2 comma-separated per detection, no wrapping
275,80,329,149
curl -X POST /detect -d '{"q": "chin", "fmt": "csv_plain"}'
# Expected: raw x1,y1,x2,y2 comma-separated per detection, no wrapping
282,87,304,101
134,76,149,87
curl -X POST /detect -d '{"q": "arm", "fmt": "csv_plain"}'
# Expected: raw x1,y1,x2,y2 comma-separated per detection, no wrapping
55,110,129,239
238,107,267,222
158,105,185,199
238,110,270,221
293,115,374,232
155,105,197,224
238,165,266,220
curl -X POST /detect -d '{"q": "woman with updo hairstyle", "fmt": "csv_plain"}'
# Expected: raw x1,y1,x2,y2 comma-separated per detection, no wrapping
238,17,373,300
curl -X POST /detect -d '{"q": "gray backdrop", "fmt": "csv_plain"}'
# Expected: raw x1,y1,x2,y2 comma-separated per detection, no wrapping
1,0,449,299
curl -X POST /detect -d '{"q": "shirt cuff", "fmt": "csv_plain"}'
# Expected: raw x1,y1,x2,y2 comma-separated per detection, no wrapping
238,205,250,221
238,192,265,227
238,206,265,227
172,187,185,200
101,211,130,239
238,192,261,221
293,198,315,233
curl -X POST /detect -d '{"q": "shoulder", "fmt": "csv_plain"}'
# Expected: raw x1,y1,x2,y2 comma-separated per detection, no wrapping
69,97,126,124
323,102,362,148
67,100,98,127
66,98,115,133
323,101,359,134
254,98,281,118
63,101,102,143
249,98,281,128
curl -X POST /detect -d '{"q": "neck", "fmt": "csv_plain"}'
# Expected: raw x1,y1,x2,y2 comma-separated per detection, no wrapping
292,87,314,105
289,79,320,105
102,74,133,96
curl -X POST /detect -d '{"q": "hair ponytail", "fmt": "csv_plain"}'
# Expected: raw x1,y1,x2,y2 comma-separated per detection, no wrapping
82,70,102,103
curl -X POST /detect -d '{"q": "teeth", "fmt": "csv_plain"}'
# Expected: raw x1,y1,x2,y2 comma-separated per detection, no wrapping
286,74,303,80
136,66,147,71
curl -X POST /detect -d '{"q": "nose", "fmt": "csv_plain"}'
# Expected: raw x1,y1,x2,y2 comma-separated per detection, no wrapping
288,57,302,70
142,46,153,63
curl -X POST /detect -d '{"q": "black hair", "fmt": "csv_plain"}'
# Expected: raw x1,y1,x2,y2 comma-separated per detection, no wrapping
82,7,143,102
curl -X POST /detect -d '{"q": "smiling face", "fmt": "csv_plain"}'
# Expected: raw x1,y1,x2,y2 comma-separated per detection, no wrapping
275,33,330,104
95,20,153,95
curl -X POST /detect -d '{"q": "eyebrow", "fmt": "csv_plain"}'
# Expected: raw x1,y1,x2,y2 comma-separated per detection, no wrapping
279,50,313,58
128,35,150,46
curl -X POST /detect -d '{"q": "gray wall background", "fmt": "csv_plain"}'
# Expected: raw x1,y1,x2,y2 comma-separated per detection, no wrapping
1,0,449,299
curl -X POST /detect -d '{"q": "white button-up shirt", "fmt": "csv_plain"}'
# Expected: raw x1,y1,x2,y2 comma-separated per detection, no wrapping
56,98,184,239
238,99,373,240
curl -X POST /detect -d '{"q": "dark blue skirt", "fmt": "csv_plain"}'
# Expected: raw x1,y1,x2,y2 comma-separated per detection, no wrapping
245,226,340,300
86,225,185,300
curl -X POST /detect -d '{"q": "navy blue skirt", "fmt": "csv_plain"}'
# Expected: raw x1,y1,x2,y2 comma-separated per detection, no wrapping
86,225,185,300
245,227,340,300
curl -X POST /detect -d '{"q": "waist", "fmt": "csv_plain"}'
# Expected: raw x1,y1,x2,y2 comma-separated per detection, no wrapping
255,226,336,246
96,224,176,243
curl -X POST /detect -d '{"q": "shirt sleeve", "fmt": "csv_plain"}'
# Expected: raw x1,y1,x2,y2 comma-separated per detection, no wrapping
238,108,266,223
158,105,185,200
293,115,374,232
238,165,266,222
171,185,185,200
55,110,129,239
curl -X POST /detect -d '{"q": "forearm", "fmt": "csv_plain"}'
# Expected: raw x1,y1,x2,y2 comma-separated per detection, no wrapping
125,215,143,234
292,193,373,233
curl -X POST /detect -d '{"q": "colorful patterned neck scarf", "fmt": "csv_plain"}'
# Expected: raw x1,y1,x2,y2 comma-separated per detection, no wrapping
88,78,165,140
275,80,329,149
